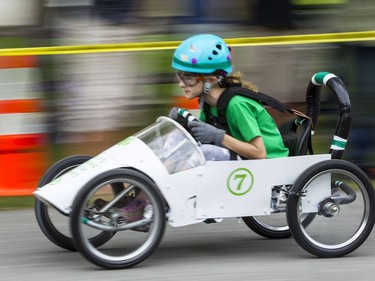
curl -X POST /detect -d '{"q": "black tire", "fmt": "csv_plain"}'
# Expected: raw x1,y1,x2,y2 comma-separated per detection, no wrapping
242,211,315,239
34,155,115,251
242,215,292,239
287,159,375,258
70,168,166,269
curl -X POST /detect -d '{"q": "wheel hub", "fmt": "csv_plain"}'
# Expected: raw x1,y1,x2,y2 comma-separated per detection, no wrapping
110,212,127,227
319,198,340,217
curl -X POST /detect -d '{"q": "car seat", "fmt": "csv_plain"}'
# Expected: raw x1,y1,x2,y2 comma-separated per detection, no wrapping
278,117,312,156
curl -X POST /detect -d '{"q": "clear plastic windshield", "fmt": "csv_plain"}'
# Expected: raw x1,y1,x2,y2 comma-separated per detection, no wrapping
135,117,205,174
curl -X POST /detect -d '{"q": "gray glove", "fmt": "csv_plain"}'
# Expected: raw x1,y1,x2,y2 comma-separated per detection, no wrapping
168,107,179,120
188,121,225,146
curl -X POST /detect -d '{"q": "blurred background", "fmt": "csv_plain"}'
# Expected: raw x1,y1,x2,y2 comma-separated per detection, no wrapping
0,0,374,199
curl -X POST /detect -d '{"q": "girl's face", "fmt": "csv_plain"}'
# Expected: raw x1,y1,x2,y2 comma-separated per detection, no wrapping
176,71,204,100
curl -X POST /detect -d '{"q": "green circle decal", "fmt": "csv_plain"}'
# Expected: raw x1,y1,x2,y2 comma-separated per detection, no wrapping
227,168,254,196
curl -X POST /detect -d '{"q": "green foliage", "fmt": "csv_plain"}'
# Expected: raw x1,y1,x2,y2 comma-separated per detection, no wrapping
0,196,34,210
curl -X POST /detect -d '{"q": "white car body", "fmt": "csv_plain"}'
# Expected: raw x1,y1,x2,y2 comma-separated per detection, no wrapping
34,117,331,227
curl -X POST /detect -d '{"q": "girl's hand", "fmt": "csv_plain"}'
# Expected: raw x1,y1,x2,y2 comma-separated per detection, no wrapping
188,121,225,146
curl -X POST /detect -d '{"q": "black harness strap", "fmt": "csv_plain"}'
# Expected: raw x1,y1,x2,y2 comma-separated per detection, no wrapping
203,86,314,159
217,86,294,114
204,86,302,130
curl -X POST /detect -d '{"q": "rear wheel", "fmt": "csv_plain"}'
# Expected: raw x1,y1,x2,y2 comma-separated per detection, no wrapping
243,212,315,239
242,184,315,239
287,159,375,257
242,214,291,239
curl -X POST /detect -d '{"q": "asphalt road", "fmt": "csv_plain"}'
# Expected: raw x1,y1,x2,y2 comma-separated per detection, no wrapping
1,209,375,281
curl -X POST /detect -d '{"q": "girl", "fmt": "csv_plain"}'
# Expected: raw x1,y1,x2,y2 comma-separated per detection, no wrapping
170,33,289,161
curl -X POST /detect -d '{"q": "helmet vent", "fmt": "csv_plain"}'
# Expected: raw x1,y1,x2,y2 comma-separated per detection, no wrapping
212,50,218,55
216,44,222,50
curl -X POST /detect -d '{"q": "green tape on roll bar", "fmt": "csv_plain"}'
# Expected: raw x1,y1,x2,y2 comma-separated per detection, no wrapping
312,72,331,84
331,135,347,150
312,72,338,85
0,30,374,56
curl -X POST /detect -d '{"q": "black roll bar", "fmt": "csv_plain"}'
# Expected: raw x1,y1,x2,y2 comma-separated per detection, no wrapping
305,72,352,160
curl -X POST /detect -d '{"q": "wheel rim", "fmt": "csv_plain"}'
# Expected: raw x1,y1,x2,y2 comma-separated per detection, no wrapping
251,215,289,232
74,175,165,265
295,168,371,250
251,211,313,232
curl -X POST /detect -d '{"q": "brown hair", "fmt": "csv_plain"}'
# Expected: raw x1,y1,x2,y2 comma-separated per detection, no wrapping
214,70,258,92
226,71,258,92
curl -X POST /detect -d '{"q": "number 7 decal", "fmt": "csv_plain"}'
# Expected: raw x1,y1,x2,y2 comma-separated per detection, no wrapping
227,168,254,196
234,174,247,190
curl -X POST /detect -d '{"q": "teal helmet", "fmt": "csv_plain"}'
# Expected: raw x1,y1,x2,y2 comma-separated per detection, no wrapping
172,34,232,74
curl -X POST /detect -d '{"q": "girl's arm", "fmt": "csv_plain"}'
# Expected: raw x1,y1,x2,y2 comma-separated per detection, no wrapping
222,134,266,159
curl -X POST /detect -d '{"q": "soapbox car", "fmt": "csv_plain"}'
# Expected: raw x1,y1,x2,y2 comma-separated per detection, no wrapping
34,72,375,269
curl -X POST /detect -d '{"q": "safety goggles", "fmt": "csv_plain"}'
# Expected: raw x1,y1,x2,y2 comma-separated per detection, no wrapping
176,71,204,87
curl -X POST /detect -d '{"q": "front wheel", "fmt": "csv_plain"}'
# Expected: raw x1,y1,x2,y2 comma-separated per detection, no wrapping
287,159,375,258
34,155,116,251
35,155,92,251
70,168,166,269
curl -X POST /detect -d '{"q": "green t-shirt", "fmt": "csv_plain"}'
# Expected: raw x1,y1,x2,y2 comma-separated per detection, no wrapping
200,95,289,158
